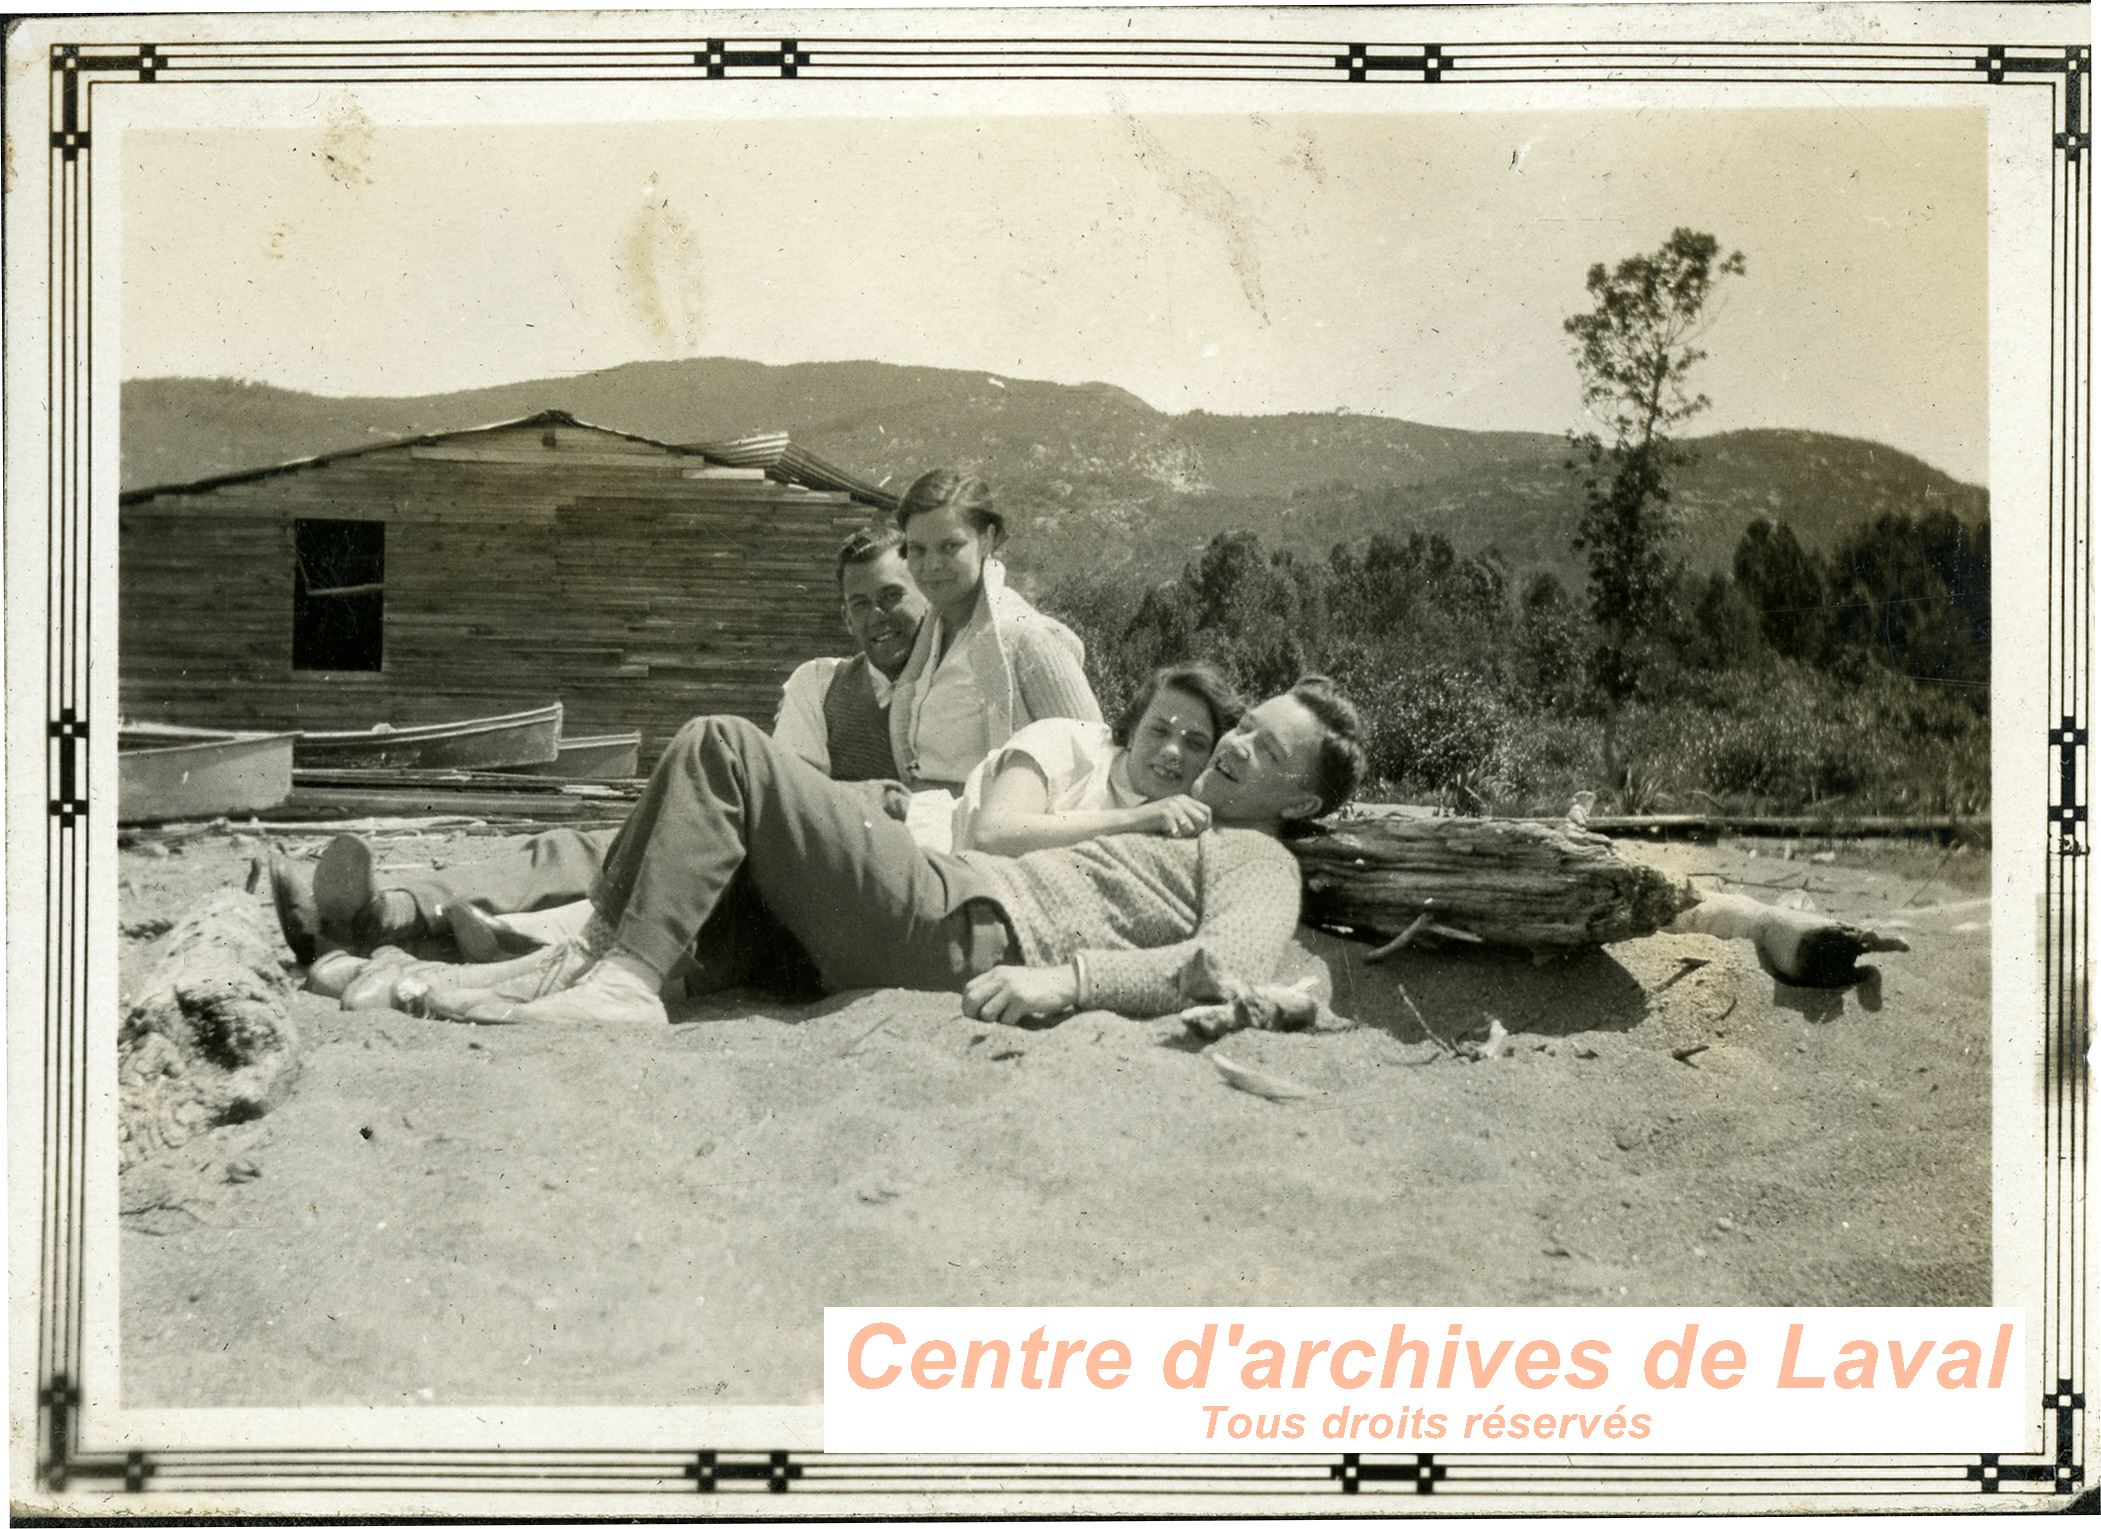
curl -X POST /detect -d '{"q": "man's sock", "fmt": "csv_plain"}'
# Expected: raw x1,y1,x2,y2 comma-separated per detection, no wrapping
594,947,666,997
367,890,425,942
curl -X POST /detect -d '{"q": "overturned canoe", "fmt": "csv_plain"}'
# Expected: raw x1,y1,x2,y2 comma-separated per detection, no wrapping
293,702,562,772
495,730,642,781
119,725,296,824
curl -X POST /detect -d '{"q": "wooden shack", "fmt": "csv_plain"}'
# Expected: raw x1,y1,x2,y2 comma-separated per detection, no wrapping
118,411,895,765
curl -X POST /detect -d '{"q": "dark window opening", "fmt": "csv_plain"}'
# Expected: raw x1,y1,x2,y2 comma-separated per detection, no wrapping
292,518,385,671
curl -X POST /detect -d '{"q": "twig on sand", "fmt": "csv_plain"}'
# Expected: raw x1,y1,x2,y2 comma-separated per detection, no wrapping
1211,1052,1319,1102
120,1192,225,1231
1898,843,1960,908
1392,979,1455,1055
842,1012,894,1057
1651,956,1711,995
1367,912,1437,963
1672,1044,1711,1066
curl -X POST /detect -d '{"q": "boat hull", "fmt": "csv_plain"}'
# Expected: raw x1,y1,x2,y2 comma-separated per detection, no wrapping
293,702,563,771
119,728,296,824
497,731,642,781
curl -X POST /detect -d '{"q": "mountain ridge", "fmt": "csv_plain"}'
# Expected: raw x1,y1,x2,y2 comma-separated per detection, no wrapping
122,357,1988,585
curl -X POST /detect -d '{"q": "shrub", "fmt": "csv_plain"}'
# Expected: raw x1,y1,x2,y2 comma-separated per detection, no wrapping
1042,527,1990,817
1622,661,1989,814
1354,664,1528,807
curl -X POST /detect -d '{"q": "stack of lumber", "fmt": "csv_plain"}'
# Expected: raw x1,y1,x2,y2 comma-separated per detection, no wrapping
277,768,639,823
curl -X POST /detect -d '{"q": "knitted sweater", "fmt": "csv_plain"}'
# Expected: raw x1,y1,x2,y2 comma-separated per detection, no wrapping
962,827,1303,1017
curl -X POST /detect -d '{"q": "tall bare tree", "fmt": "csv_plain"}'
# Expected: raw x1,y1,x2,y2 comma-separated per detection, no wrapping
1565,227,1747,788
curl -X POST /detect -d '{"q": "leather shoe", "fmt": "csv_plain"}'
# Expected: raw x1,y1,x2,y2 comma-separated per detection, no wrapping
339,946,421,1010
313,834,425,953
447,902,547,963
306,949,366,999
313,834,375,942
264,850,321,964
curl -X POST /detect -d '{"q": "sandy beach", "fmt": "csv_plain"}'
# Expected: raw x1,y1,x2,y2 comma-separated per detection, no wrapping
117,827,1990,1410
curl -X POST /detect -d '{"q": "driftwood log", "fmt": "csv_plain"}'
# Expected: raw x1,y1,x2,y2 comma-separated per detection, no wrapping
119,888,300,1182
1290,814,1700,952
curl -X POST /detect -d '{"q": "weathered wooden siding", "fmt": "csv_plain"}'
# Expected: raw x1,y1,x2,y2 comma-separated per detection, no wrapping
120,422,876,764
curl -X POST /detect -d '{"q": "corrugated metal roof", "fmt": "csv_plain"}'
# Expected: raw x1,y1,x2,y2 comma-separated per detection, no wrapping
694,432,899,513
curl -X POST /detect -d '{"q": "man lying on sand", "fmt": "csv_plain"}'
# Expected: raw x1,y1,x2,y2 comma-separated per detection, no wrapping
344,675,1370,1027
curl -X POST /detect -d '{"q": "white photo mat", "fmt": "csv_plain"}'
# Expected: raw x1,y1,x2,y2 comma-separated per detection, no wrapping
4,2,2088,1514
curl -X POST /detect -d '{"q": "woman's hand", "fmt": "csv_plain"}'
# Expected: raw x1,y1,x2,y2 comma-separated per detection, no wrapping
1135,794,1212,839
963,964,1079,1025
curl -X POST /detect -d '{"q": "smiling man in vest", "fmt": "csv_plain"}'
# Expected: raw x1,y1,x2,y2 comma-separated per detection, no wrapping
270,525,929,962
769,524,923,783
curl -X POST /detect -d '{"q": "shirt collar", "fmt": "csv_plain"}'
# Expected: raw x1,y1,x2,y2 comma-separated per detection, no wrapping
865,660,896,705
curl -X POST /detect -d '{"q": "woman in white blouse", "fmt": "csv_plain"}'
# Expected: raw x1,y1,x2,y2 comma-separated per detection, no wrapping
888,469,1103,793
951,661,1247,855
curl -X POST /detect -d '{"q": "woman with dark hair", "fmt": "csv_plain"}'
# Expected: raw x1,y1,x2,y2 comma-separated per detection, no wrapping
952,661,1245,856
888,468,1102,794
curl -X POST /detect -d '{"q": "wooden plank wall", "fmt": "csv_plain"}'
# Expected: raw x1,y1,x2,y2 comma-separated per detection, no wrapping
120,423,879,765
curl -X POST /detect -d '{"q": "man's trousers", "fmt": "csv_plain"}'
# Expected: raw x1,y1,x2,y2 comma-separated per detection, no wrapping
592,716,1013,993
398,828,614,929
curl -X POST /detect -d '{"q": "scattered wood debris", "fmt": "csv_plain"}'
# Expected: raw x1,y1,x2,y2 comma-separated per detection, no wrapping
1175,948,1342,1042
1211,1053,1319,1103
1391,979,1508,1062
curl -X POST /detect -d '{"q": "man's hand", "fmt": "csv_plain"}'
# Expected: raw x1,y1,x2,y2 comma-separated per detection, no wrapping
1136,794,1212,839
852,778,912,822
963,963,1080,1026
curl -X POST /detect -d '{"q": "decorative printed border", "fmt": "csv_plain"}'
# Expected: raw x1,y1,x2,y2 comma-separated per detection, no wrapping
19,22,2091,1513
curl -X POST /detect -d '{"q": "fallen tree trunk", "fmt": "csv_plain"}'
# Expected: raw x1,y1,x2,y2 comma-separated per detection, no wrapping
119,887,300,1179
1290,814,1700,952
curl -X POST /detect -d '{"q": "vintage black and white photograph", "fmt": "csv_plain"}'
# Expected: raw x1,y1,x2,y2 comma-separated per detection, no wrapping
7,0,2089,1513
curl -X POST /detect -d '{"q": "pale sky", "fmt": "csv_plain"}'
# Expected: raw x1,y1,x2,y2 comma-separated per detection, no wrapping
122,106,1987,482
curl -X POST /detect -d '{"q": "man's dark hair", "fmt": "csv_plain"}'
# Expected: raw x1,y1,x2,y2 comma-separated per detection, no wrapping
1288,674,1366,817
1112,661,1246,750
835,524,906,588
